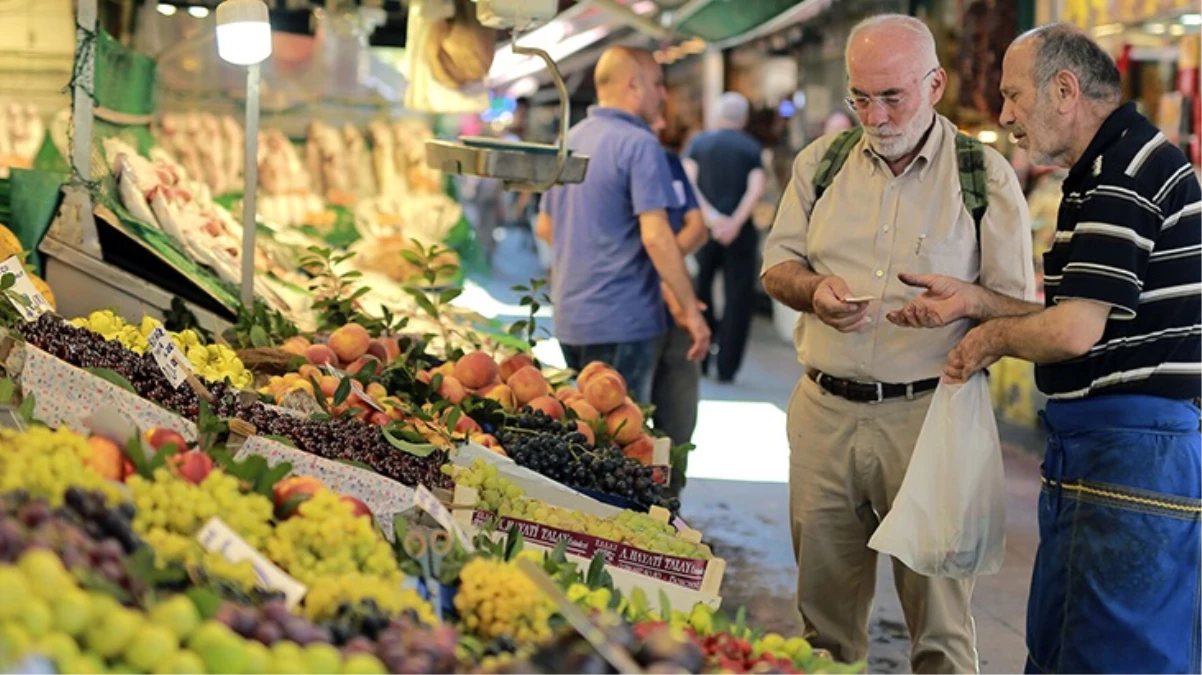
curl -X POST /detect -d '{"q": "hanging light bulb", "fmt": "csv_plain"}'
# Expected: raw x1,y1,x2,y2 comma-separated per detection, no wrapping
215,0,273,66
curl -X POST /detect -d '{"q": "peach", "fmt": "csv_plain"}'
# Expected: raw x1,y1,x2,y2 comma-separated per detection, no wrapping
454,351,499,390
499,352,536,383
318,376,340,398
470,432,500,448
84,436,125,481
574,421,595,447
433,361,456,379
622,434,656,466
273,475,326,509
368,412,393,427
605,402,645,446
509,365,551,405
453,415,482,435
329,323,370,364
576,361,612,390
554,386,581,403
484,384,517,412
367,337,401,363
304,344,338,367
528,395,565,420
437,376,466,405
416,370,432,385
584,372,627,414
567,398,601,423
144,427,188,454
298,364,321,380
171,450,215,485
346,355,380,376
366,382,387,400
341,495,373,519
280,336,311,356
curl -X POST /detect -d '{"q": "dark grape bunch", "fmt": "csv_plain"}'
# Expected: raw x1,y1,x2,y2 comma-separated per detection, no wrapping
497,410,678,512
0,488,142,594
21,315,450,490
219,599,461,673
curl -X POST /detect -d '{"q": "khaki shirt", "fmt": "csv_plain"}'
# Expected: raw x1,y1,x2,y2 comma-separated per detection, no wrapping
761,115,1036,384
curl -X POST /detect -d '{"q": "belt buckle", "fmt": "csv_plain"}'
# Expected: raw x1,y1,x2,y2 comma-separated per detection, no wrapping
871,382,883,404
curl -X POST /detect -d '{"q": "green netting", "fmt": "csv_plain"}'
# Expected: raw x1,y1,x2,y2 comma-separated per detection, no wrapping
676,0,799,42
94,29,157,116
7,169,68,275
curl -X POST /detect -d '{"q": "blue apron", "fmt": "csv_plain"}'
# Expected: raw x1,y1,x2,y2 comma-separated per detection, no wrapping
1027,394,1201,674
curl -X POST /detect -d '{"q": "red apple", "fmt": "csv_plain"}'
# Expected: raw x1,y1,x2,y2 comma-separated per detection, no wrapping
341,495,372,519
272,475,325,510
144,427,188,454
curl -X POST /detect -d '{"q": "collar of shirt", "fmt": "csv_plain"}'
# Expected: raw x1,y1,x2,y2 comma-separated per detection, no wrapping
859,114,946,181
587,106,653,132
1064,102,1139,187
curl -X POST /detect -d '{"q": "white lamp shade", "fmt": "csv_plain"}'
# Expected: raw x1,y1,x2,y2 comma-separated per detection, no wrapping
216,0,272,65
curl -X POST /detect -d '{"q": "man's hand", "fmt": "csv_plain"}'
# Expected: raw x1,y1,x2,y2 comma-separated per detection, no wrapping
812,276,870,333
944,324,1002,382
886,273,979,328
682,305,712,361
662,282,706,327
711,215,742,246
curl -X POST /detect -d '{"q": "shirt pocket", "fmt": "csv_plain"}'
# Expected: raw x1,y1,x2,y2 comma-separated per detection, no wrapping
912,236,978,281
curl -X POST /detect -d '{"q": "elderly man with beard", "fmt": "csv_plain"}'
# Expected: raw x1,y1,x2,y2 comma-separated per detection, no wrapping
891,24,1201,674
760,15,1036,673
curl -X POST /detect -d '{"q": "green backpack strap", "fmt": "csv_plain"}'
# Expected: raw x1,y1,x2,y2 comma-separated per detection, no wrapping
954,132,989,241
813,127,864,202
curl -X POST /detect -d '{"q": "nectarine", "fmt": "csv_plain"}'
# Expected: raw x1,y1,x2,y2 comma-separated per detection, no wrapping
455,351,499,390
605,403,644,446
329,323,370,364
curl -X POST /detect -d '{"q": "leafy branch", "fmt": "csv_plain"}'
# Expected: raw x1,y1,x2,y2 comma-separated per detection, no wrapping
400,239,479,357
300,246,372,333
221,300,298,349
507,278,551,348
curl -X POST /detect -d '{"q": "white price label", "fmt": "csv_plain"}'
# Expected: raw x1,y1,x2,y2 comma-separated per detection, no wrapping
0,256,50,321
147,326,192,388
414,484,474,552
197,517,307,609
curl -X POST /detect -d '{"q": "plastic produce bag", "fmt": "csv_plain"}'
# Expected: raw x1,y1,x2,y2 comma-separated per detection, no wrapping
868,374,1006,577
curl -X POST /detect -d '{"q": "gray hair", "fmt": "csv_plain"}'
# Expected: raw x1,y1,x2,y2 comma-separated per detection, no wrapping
716,92,750,126
846,14,939,73
1020,23,1121,103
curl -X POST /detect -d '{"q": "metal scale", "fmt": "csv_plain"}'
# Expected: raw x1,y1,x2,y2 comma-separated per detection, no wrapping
424,0,591,192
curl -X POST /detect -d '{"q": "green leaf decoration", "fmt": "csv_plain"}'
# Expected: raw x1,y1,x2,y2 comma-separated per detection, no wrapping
83,368,138,393
381,426,438,457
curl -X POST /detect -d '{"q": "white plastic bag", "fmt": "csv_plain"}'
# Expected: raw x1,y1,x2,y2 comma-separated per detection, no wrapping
868,373,1006,578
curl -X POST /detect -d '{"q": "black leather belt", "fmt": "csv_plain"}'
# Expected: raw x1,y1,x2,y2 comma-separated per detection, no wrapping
807,369,940,403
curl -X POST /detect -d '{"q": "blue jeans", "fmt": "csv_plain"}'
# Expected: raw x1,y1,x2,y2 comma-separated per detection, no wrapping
560,336,661,404
1027,395,1201,674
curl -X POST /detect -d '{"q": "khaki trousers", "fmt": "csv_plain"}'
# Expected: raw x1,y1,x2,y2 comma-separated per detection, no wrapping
786,375,980,674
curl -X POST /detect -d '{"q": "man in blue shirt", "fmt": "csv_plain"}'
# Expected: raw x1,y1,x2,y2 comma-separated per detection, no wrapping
684,92,767,383
537,47,710,403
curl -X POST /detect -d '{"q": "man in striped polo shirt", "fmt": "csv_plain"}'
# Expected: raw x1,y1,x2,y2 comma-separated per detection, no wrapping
889,23,1200,674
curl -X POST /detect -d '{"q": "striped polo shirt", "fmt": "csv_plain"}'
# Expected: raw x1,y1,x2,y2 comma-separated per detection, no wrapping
1036,103,1201,400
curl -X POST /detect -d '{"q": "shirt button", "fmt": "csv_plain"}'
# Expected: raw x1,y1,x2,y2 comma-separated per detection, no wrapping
875,269,884,278
865,316,873,324
883,226,890,233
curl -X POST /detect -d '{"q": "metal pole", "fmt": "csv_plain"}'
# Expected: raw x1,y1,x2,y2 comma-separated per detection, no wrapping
58,0,101,256
240,62,261,309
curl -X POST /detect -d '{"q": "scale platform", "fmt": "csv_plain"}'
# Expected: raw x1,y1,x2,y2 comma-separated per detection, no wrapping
426,137,589,190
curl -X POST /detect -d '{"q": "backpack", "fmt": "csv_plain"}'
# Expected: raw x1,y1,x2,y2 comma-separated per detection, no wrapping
811,126,989,241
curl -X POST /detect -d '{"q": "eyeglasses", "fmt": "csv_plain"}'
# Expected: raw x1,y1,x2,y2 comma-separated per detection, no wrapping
845,67,938,112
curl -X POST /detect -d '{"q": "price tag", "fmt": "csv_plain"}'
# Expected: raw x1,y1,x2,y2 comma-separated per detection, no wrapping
414,484,474,552
197,517,307,609
147,326,192,388
321,364,386,412
0,256,51,321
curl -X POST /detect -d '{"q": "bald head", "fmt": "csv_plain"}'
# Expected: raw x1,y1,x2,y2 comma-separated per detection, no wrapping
595,46,664,124
846,14,939,80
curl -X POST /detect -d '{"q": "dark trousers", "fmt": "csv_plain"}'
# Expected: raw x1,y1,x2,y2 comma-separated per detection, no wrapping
694,221,758,381
559,336,661,404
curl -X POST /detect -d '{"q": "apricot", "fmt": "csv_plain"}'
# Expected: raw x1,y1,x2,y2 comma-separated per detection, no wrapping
437,376,466,405
483,384,517,412
622,434,655,466
279,336,311,356
84,436,125,481
328,323,370,364
605,402,644,446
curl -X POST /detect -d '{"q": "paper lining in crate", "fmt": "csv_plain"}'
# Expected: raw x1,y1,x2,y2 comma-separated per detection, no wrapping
10,342,199,439
234,435,417,537
451,483,725,595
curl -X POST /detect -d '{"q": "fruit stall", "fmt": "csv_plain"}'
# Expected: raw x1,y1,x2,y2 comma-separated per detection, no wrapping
0,203,864,673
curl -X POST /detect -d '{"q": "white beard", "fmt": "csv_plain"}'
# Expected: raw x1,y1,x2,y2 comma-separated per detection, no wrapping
865,108,935,160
